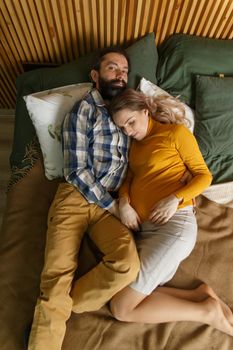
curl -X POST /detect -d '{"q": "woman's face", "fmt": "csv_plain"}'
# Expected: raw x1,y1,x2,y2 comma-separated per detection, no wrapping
113,108,149,141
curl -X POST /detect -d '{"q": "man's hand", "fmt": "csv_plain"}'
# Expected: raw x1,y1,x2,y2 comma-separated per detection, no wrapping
149,194,181,224
119,197,141,231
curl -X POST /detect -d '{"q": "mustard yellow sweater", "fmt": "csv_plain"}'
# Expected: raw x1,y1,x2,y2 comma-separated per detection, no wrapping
119,117,212,221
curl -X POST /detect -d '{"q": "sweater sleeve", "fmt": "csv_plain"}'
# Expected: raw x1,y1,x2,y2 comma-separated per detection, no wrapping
173,125,213,202
118,167,133,202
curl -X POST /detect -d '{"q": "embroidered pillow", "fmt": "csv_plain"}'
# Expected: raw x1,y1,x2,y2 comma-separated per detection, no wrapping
24,82,92,179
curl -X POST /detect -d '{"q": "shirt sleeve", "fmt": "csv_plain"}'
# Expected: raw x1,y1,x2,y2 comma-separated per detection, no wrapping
173,125,213,202
62,100,115,209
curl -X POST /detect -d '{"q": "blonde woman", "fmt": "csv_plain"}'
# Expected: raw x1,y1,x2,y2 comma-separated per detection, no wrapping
109,88,233,336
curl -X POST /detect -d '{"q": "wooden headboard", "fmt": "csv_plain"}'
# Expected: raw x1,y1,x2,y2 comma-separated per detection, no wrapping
0,0,232,109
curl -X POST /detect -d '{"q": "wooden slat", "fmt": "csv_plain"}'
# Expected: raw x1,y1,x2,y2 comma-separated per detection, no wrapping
159,0,177,43
112,0,119,45
164,0,181,37
0,10,23,74
26,0,51,61
196,0,215,36
90,0,99,49
0,39,18,85
50,0,68,62
156,0,170,45
66,0,80,57
0,0,27,62
0,82,13,108
73,0,85,55
213,1,233,39
175,0,192,33
35,0,61,62
221,14,233,38
12,0,39,61
81,0,91,53
119,0,127,45
0,23,22,76
6,0,33,61
133,0,143,40
140,0,152,36
20,0,45,61
208,0,230,37
182,0,200,34
105,0,112,47
0,66,16,107
125,0,137,42
189,0,207,35
216,1,233,38
57,0,74,61
147,0,160,42
1,0,233,109
97,0,105,48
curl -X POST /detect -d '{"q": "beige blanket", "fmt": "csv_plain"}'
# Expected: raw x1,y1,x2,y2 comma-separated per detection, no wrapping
0,160,232,350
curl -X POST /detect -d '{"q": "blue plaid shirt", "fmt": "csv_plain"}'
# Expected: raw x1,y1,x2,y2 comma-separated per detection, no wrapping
62,88,130,209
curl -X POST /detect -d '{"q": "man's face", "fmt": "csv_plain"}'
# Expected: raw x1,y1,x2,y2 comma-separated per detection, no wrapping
91,52,129,100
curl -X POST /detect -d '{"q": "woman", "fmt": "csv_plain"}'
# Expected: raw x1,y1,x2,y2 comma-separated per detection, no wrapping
109,89,233,336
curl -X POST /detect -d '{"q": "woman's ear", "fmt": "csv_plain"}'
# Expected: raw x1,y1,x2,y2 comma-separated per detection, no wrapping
90,69,99,84
143,108,149,117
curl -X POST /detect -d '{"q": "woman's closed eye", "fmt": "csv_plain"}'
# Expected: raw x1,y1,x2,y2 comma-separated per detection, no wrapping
126,120,135,128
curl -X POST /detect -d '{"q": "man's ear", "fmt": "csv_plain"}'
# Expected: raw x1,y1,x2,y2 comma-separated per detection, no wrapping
90,69,99,84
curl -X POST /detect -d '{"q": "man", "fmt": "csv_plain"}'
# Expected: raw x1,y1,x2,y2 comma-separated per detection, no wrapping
28,48,140,350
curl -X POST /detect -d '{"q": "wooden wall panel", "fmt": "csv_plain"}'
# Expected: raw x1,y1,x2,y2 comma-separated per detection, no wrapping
0,0,232,109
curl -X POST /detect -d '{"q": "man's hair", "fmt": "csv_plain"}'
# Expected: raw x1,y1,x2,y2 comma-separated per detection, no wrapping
90,46,131,73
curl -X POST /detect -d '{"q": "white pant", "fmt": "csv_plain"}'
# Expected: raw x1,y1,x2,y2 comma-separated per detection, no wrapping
130,206,197,295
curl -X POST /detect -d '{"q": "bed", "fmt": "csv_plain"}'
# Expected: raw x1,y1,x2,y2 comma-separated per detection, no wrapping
1,33,233,350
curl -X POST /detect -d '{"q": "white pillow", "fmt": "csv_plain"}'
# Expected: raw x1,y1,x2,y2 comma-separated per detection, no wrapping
24,82,92,180
139,78,195,132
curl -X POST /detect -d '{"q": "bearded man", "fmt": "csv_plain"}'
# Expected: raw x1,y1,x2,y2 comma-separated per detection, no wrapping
28,48,140,350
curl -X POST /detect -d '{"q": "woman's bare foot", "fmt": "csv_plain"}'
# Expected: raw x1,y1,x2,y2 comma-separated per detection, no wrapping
199,284,233,326
203,297,233,336
193,283,216,301
188,283,233,328
155,283,233,329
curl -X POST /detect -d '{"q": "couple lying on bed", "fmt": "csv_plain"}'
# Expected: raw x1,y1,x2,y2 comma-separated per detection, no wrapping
28,47,233,350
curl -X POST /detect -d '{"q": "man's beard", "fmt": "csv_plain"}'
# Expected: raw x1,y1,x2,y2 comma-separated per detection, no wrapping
99,78,127,100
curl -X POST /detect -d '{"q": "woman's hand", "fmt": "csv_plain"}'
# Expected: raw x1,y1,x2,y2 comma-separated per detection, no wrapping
149,194,181,224
179,169,193,185
108,200,120,219
119,198,141,231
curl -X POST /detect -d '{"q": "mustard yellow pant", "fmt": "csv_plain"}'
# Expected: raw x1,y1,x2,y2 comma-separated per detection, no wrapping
28,183,139,350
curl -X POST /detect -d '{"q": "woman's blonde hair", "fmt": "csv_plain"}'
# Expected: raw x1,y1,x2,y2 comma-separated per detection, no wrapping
109,88,189,126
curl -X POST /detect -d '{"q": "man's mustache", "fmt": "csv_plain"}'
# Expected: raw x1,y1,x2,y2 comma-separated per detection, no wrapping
109,79,127,87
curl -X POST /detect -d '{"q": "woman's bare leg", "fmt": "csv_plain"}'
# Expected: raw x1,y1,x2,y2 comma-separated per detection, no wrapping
156,283,210,301
110,286,233,336
156,283,233,325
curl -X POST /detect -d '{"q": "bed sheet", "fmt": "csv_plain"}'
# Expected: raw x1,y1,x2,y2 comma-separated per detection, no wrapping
0,159,233,350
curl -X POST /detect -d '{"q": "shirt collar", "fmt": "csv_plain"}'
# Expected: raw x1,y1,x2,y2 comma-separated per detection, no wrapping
90,88,106,107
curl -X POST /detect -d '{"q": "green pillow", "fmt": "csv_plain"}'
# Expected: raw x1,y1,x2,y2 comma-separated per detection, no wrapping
10,33,158,181
157,34,233,107
194,75,233,184
126,32,158,87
